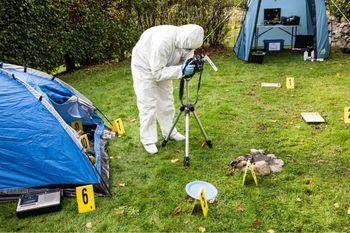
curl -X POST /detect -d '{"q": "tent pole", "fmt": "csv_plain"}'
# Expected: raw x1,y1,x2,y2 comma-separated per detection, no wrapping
250,0,262,53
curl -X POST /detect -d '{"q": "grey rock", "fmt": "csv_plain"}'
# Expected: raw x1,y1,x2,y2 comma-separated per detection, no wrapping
258,149,265,154
266,154,277,159
237,160,247,168
341,17,348,23
269,159,284,173
250,149,259,155
252,161,271,175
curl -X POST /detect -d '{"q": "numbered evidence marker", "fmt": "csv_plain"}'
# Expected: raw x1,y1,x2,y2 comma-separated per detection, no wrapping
191,187,209,217
71,121,83,131
344,107,350,124
76,185,95,213
112,118,125,136
286,77,295,89
198,187,209,217
242,160,258,186
80,134,90,152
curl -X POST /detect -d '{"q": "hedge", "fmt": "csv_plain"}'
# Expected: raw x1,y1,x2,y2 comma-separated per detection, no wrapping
0,0,236,72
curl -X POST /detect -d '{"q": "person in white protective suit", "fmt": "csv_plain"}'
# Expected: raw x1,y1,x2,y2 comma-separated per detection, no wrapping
131,24,204,154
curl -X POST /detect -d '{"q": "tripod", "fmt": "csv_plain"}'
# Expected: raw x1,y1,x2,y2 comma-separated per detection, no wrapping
162,77,212,167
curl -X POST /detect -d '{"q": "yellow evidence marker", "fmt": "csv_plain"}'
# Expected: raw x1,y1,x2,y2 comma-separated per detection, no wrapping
242,160,258,186
71,121,83,131
344,107,350,124
112,118,125,136
76,185,95,213
191,187,209,217
286,77,295,89
80,134,90,152
198,187,209,217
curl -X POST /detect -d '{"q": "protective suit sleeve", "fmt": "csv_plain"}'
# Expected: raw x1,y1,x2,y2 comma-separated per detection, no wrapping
183,50,194,61
149,42,182,81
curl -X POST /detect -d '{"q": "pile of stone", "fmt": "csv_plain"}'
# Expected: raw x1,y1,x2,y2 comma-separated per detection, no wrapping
328,16,350,49
229,149,284,176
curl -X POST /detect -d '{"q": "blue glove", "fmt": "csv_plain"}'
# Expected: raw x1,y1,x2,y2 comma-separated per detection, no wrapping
182,60,195,77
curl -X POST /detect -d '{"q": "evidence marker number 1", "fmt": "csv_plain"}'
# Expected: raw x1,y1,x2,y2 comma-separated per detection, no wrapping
286,77,295,89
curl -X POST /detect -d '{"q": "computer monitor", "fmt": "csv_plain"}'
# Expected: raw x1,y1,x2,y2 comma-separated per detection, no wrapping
264,8,281,22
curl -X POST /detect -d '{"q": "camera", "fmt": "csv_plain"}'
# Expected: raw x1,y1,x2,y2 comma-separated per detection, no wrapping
183,54,205,79
183,54,217,79
189,54,205,73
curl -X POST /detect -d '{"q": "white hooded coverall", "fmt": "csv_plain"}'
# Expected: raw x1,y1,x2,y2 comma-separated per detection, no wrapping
131,24,204,145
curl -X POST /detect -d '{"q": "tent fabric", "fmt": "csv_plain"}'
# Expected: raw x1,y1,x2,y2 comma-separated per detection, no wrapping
315,0,330,59
0,63,108,193
233,0,330,61
234,0,260,61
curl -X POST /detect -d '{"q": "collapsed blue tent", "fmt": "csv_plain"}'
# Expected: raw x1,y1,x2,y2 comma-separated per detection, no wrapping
234,0,330,61
0,63,110,199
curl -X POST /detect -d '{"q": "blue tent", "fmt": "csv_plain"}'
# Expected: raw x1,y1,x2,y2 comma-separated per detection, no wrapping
0,63,110,197
234,0,330,61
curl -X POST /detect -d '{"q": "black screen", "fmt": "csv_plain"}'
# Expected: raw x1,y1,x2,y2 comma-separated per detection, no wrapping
264,8,281,21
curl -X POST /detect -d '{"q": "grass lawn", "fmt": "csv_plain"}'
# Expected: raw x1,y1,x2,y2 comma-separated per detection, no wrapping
1,49,350,232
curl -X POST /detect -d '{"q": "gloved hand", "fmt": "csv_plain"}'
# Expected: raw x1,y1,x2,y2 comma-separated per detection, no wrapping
182,59,196,77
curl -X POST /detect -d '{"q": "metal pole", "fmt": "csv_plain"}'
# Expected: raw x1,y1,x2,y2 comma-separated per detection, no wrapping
185,80,190,163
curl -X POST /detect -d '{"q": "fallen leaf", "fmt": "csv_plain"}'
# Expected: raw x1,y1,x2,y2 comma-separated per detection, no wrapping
347,207,350,215
85,222,92,229
40,217,48,224
118,183,126,187
130,118,137,123
114,209,125,215
175,148,181,153
296,198,302,202
248,91,256,96
237,204,245,212
172,206,181,216
198,226,206,233
334,203,340,208
269,119,277,123
252,220,262,227
267,230,275,233
171,158,180,164
184,220,190,224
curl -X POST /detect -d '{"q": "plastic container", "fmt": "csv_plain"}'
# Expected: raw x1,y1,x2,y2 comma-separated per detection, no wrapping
249,51,266,64
303,51,308,61
263,39,284,52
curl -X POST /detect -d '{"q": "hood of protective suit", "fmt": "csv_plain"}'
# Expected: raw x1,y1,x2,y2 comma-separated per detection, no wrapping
175,24,204,49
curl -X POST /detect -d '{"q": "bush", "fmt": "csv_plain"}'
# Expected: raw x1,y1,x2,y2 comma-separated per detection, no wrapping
330,0,350,20
0,0,68,72
129,0,234,47
0,0,236,72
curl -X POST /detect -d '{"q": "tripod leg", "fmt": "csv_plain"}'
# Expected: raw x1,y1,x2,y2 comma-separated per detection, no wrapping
192,111,212,148
184,111,190,167
162,110,182,147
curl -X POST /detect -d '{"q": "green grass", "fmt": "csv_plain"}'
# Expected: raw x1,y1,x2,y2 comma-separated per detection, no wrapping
1,49,350,232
